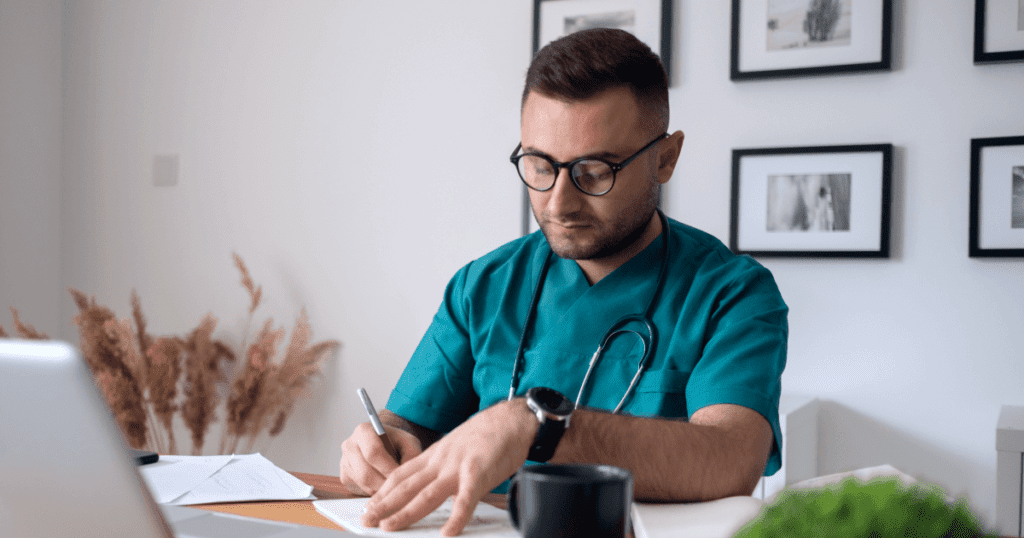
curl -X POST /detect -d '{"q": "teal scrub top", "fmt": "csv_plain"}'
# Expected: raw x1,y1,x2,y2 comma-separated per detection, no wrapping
387,217,788,476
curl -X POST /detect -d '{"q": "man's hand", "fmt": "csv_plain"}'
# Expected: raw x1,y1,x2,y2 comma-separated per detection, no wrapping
360,399,537,536
339,422,424,496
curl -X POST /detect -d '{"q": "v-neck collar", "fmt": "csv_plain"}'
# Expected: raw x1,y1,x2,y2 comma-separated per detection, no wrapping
529,230,666,352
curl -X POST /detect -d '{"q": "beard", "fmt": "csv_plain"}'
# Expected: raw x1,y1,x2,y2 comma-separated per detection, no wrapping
534,181,660,261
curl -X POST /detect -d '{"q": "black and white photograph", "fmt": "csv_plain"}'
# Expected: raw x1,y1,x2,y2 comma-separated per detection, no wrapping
532,0,671,67
970,136,1024,256
731,0,891,80
974,0,1024,63
1012,166,1024,228
564,10,636,34
731,144,892,257
767,173,852,232
766,0,852,52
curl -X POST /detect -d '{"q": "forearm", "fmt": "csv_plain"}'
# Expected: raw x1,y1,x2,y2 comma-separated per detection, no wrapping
380,409,442,451
550,406,772,502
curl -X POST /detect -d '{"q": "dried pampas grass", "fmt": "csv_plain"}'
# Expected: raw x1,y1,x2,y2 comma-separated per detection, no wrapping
9,307,49,340
268,309,336,438
223,319,283,453
234,252,263,316
66,292,150,449
180,315,236,454
44,252,339,455
94,367,149,448
148,336,182,454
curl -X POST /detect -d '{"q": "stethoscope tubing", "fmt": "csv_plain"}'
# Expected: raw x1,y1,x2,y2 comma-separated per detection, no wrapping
507,210,671,414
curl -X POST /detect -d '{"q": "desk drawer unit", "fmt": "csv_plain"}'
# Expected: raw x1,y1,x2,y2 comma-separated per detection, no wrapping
755,395,818,500
997,405,1024,538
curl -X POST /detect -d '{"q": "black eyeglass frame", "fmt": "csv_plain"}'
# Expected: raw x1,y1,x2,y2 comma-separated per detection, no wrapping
510,133,668,196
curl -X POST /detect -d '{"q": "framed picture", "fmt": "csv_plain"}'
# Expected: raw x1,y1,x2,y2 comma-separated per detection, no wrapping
532,0,672,73
730,0,892,81
524,0,674,236
969,136,1024,257
730,144,893,257
974,0,1024,63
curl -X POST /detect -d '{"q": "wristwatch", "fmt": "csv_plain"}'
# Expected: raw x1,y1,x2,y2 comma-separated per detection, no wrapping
525,387,574,462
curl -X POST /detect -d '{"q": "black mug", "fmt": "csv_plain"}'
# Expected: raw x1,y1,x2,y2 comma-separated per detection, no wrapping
507,464,633,538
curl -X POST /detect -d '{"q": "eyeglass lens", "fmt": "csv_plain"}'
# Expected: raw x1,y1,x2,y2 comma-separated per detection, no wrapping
516,156,615,195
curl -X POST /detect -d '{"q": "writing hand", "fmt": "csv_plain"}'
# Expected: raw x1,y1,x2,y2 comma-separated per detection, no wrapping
340,422,423,496
360,399,536,536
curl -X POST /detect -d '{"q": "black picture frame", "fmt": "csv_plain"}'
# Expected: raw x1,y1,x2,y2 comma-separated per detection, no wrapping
969,136,1024,257
973,0,1024,64
730,0,892,81
523,0,674,236
730,144,893,258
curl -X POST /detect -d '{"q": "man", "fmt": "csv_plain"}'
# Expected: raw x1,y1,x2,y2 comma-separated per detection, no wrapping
339,28,788,536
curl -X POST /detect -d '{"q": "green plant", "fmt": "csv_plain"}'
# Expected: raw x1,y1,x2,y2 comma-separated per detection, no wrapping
735,477,994,538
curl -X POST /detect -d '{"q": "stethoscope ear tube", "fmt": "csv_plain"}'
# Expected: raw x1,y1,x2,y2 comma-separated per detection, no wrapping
508,249,554,402
508,210,670,414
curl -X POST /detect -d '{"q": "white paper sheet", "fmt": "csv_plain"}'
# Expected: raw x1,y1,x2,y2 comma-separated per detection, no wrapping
139,453,315,505
138,454,234,504
312,497,517,538
632,496,765,538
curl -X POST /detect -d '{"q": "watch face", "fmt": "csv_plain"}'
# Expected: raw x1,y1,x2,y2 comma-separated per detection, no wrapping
530,387,574,415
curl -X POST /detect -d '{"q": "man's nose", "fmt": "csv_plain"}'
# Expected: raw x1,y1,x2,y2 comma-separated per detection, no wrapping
546,167,582,215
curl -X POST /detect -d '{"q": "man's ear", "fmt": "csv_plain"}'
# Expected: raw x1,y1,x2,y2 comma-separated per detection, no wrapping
656,130,685,185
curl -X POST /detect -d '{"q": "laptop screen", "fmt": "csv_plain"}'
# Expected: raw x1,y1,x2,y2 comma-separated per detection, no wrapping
0,339,173,537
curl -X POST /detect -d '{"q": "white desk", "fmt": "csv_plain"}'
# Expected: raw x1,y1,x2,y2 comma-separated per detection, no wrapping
997,405,1024,538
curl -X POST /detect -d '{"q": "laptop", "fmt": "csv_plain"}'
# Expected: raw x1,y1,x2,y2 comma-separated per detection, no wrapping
0,339,346,537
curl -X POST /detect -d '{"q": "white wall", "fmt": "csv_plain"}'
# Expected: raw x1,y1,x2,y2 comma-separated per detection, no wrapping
0,0,62,336
57,0,529,476
2,0,1021,528
667,2,1024,527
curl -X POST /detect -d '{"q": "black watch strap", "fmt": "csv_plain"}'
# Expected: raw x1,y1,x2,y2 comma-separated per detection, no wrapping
525,387,573,463
527,416,566,462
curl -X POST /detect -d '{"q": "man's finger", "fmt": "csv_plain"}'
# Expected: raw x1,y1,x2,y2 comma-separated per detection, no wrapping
340,423,400,495
340,449,384,495
379,478,456,533
362,465,435,527
369,451,421,504
441,487,481,537
339,457,367,496
352,423,401,473
361,434,401,476
349,449,387,494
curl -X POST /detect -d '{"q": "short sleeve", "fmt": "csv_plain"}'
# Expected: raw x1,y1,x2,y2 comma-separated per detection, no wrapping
386,265,481,433
685,260,788,476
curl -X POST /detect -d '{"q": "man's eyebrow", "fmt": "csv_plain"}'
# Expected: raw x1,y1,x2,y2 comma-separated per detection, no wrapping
521,145,623,162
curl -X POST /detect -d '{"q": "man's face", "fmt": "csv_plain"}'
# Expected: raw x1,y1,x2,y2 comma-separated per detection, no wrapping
520,88,662,261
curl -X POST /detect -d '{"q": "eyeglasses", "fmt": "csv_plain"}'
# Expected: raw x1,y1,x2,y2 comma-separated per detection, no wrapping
510,133,668,196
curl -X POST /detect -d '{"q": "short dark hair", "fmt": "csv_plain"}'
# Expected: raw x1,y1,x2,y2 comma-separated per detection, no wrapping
522,28,669,133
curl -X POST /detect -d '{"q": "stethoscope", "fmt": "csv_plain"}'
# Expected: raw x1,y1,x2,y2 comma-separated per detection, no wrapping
507,209,671,414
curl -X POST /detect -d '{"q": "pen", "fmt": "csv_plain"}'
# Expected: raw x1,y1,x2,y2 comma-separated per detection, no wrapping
357,387,400,462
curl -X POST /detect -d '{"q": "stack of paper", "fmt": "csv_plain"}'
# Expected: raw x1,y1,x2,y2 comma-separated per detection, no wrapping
138,453,315,505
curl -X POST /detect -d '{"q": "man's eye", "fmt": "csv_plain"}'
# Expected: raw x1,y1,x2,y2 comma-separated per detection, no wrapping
575,163,611,182
530,162,554,175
